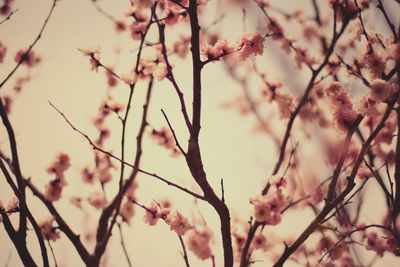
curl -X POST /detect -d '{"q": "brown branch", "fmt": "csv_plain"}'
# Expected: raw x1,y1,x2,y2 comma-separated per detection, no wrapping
0,160,49,267
48,101,204,200
0,0,57,90
377,0,399,42
117,223,132,267
0,211,36,266
0,9,18,26
24,178,90,264
188,0,202,140
178,235,191,267
392,106,400,218
155,15,194,136
161,109,187,156
94,77,154,261
0,0,57,243
327,116,363,202
273,91,399,266
263,12,350,195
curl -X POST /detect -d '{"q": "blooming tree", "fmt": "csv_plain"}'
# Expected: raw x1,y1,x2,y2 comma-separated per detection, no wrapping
1,0,400,266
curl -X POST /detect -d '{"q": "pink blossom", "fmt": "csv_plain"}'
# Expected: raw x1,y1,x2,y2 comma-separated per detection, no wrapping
332,107,358,132
69,197,83,209
330,0,357,21
165,210,192,236
125,180,138,201
293,46,317,69
81,46,101,72
172,35,191,58
161,1,188,25
302,21,322,40
275,93,293,119
237,32,265,61
386,43,400,62
186,227,213,260
366,232,386,257
364,51,386,79
120,200,135,225
13,76,30,92
94,167,113,184
154,63,169,81
349,20,363,41
6,197,19,211
105,68,118,87
251,233,268,252
129,10,148,40
44,179,63,202
88,192,107,210
143,202,169,226
355,95,377,116
121,72,138,85
14,49,39,67
80,46,101,56
143,205,159,226
46,153,70,185
325,82,345,97
38,217,60,241
265,17,284,40
250,193,285,225
150,127,180,157
130,0,154,9
81,167,96,184
1,3,11,15
114,18,127,33
201,39,235,61
309,186,324,205
369,79,391,102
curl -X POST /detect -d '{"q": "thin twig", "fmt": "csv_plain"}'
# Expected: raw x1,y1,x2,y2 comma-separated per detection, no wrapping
0,9,18,26
178,235,191,267
0,0,57,90
47,240,58,267
161,109,186,156
48,101,205,200
117,223,132,267
0,160,49,267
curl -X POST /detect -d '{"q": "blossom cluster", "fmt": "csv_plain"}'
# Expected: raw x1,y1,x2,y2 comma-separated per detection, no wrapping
142,201,192,236
250,175,288,225
44,153,71,202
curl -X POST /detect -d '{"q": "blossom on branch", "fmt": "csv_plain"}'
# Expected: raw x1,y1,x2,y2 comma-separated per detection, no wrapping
38,216,60,241
14,49,40,67
46,153,71,185
187,227,213,260
120,200,135,225
88,191,107,210
44,179,63,202
237,32,265,61
6,197,19,211
165,210,192,236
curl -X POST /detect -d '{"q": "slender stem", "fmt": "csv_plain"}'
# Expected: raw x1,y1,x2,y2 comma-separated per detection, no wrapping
117,223,132,267
0,0,57,90
47,240,58,267
48,101,205,200
0,160,49,267
24,178,90,264
273,91,399,266
178,235,190,267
